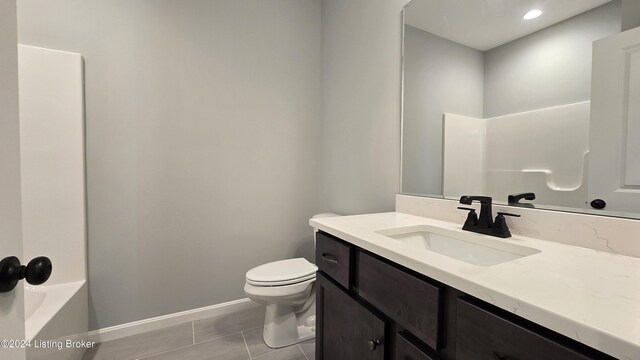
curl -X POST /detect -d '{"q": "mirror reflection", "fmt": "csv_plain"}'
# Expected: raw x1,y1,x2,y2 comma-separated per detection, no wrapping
402,0,640,217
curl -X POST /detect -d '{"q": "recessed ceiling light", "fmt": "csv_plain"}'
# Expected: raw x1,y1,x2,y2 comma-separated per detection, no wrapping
523,9,542,20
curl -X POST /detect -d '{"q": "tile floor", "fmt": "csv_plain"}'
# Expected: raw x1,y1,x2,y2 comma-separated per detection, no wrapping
82,306,315,360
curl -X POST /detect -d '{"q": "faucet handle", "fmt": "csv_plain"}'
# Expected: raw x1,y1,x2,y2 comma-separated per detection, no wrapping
457,207,478,229
496,212,521,217
492,212,521,238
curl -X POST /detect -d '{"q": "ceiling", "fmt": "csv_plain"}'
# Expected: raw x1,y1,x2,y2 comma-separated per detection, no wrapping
404,0,613,51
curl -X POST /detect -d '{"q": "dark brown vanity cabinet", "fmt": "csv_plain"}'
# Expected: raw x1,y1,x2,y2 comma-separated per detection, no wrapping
316,272,386,360
395,332,439,360
315,231,617,360
456,298,601,360
357,252,441,350
316,231,353,289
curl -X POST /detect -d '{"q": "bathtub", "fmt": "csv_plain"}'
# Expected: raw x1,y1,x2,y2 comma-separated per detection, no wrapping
25,281,88,360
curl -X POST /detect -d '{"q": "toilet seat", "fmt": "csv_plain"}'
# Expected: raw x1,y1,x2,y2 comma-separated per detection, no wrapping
247,273,315,287
244,277,315,300
246,258,317,287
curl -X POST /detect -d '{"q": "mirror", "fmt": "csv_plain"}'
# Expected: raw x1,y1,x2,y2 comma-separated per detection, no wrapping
401,0,640,218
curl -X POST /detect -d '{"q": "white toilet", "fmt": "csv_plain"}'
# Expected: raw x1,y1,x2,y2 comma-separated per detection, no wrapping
244,213,340,348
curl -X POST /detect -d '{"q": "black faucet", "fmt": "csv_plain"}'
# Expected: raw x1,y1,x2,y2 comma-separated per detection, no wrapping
459,195,494,228
508,192,536,208
458,195,520,238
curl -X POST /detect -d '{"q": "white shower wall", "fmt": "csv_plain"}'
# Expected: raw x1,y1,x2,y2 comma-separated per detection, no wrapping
18,45,88,360
18,45,87,286
443,101,590,207
442,114,485,198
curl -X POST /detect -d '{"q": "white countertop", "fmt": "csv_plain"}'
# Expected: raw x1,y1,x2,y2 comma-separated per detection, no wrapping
310,212,640,360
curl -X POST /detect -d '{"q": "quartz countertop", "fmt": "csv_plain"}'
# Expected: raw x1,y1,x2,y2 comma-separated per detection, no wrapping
310,212,640,360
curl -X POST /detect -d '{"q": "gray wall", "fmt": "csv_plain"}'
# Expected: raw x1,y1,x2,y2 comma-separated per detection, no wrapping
0,2,27,357
18,0,321,330
622,0,640,31
484,1,621,118
0,0,22,259
402,26,484,196
319,0,408,215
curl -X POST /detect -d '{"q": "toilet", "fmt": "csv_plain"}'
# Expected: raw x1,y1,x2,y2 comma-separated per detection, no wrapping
244,213,340,348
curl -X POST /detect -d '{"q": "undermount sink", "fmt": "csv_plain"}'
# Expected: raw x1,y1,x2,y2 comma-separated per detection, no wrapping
376,225,540,266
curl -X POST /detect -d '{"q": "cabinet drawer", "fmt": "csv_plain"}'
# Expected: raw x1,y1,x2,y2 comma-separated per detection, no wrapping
456,298,613,360
395,332,438,360
316,231,352,289
357,252,441,350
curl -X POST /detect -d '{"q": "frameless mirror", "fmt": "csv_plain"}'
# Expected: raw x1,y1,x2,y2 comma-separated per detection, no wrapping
401,0,640,218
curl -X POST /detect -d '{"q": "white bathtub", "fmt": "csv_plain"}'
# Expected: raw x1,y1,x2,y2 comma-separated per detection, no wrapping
25,281,88,360
25,281,87,340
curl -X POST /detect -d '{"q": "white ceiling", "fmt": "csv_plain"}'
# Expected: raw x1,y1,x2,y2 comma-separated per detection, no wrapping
404,0,613,51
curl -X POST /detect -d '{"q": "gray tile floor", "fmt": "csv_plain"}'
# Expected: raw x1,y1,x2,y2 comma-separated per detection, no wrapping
83,306,315,360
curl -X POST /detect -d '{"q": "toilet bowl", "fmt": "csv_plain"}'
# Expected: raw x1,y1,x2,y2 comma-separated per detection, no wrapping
244,258,317,348
244,213,340,348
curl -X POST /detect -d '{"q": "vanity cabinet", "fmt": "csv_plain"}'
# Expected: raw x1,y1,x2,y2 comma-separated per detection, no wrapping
316,231,353,289
315,231,616,360
357,252,441,350
395,332,439,360
316,272,386,360
456,298,599,360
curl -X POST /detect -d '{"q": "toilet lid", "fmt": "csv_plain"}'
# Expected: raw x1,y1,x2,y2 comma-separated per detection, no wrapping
246,258,317,286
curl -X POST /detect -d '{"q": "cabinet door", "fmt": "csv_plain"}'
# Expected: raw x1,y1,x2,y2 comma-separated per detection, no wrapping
316,272,386,360
395,332,439,360
358,252,441,350
456,298,614,360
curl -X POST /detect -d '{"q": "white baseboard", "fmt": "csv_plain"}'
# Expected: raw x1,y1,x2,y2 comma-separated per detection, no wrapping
86,298,259,343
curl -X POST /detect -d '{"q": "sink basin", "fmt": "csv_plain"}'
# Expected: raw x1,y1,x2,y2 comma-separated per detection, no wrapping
376,225,540,266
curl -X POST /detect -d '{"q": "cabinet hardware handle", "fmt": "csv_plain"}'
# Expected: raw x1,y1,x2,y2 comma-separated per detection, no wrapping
368,339,381,351
321,253,339,264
